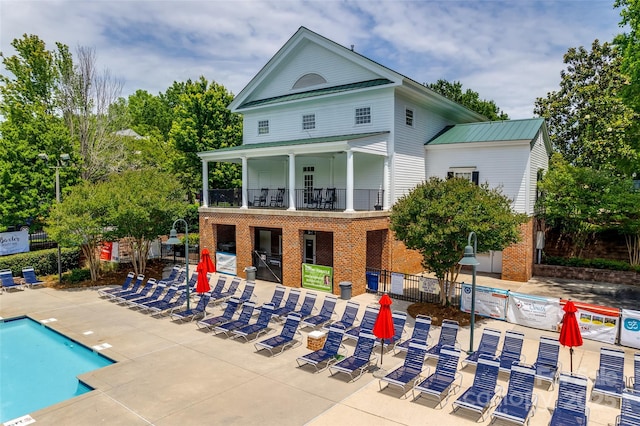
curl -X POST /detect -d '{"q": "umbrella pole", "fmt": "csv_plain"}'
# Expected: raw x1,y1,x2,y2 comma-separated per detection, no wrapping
570,347,574,372
380,339,384,366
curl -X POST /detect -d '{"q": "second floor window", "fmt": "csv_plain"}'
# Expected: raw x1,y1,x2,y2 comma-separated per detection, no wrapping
405,108,414,126
258,120,269,135
355,107,371,125
302,114,315,130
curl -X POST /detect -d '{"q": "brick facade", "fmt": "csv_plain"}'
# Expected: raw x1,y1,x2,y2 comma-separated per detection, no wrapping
501,218,535,282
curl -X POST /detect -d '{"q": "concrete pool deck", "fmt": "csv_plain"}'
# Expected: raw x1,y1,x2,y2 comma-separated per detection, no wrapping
0,272,637,425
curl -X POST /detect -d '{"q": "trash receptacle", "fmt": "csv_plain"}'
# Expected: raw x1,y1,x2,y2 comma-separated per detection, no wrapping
339,281,352,300
244,266,257,282
366,271,379,292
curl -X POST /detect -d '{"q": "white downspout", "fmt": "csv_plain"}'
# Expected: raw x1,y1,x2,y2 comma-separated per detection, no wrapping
288,153,296,210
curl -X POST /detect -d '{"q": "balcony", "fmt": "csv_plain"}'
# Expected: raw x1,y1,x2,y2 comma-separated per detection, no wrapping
203,188,384,212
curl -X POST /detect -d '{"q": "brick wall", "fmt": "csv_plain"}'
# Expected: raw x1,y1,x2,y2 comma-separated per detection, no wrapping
502,219,535,282
534,264,639,286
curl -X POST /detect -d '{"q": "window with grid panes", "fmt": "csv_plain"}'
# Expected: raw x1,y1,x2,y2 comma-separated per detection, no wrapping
355,107,371,125
405,108,414,126
258,120,269,135
302,114,315,130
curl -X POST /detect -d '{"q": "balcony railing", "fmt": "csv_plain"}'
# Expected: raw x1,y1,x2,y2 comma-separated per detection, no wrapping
203,188,384,211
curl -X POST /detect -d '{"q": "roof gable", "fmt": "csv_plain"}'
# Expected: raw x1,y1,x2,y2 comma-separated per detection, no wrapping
229,27,400,112
427,118,550,148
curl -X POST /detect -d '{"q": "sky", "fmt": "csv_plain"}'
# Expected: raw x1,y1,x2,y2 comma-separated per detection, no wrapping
0,0,624,119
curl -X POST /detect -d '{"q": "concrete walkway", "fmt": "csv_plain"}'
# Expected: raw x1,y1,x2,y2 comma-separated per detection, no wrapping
0,272,638,426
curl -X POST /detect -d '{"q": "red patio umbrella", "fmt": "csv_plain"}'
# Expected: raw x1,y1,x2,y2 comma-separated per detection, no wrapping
200,248,216,273
559,300,583,372
195,262,210,294
372,293,395,369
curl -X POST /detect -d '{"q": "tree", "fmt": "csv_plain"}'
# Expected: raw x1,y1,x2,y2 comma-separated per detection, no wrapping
425,79,509,120
614,0,640,113
390,177,526,305
0,34,77,230
58,46,127,182
603,177,640,266
105,170,188,275
534,40,638,175
167,77,243,200
45,180,109,281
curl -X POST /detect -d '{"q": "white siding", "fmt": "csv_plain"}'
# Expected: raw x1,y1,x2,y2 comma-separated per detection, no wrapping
528,131,549,215
425,143,531,214
250,43,383,101
243,88,394,144
392,92,456,202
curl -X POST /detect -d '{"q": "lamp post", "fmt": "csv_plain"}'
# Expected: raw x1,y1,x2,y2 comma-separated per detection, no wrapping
458,231,479,354
166,219,190,311
38,153,70,283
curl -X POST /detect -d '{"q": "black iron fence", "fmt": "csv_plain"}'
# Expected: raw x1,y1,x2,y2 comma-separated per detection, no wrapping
29,231,57,251
365,267,462,307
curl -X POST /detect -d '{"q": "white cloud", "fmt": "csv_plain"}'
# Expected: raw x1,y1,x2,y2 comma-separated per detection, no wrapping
0,0,622,118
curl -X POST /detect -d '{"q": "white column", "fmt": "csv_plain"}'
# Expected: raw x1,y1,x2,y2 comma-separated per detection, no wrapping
383,156,390,210
241,156,248,209
201,160,209,207
288,153,296,210
345,150,354,212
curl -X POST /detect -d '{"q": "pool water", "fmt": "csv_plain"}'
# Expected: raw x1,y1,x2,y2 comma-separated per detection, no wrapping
0,317,114,423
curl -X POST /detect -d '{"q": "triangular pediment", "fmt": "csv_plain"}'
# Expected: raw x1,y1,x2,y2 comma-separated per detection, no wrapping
229,27,401,111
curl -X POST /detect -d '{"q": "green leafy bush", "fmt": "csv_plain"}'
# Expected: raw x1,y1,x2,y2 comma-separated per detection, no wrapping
544,255,640,273
62,268,92,284
0,247,80,276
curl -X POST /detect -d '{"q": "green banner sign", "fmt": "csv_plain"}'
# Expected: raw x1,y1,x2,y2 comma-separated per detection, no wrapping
302,263,333,292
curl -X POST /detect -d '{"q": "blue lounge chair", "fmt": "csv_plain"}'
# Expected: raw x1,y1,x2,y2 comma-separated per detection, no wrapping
290,292,317,319
213,302,256,337
98,271,134,297
462,327,501,369
616,389,640,426
412,345,462,408
148,291,188,315
533,336,561,390
254,313,303,356
592,347,627,404
22,267,44,288
452,355,503,422
630,353,639,391
256,285,286,312
196,297,240,330
379,341,427,396
124,283,166,307
213,277,241,301
232,303,275,342
394,315,431,355
105,274,144,300
134,285,179,311
206,276,228,299
491,363,538,425
170,293,211,322
323,300,359,331
0,269,24,292
235,281,256,304
159,267,185,286
497,330,525,374
549,373,589,426
178,272,198,292
329,331,377,382
114,278,157,303
425,319,459,361
158,265,180,285
302,295,337,328
344,305,379,341
375,310,407,349
297,324,346,372
272,288,301,319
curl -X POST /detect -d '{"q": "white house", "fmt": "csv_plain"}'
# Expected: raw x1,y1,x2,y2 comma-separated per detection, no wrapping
197,27,550,295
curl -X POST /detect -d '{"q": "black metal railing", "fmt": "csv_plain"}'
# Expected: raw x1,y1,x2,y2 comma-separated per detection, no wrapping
29,230,57,251
365,267,462,306
205,188,384,212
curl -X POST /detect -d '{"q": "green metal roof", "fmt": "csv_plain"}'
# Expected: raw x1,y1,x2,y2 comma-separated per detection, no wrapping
427,118,545,145
200,131,389,154
237,78,393,109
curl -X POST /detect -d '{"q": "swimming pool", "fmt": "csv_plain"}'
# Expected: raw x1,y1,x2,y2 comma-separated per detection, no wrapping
0,316,114,423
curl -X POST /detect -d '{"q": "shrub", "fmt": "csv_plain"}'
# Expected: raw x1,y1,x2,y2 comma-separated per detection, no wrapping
0,247,80,277
544,255,640,273
61,268,92,284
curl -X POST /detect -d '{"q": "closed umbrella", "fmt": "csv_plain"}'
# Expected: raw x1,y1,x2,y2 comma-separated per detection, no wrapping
195,262,210,294
200,248,216,273
372,293,395,372
559,300,583,372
